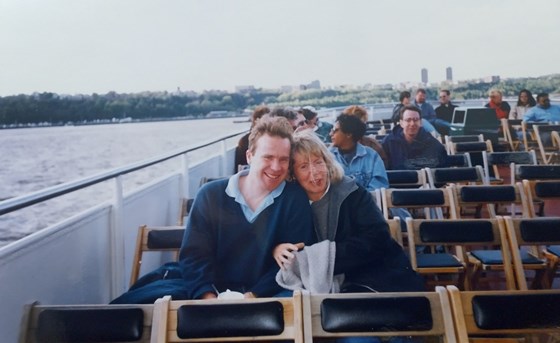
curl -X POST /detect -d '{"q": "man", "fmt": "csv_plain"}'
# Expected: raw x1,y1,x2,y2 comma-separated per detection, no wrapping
180,116,316,299
298,106,333,143
412,88,439,136
485,89,511,120
523,92,560,122
434,89,457,135
382,105,448,170
269,106,306,131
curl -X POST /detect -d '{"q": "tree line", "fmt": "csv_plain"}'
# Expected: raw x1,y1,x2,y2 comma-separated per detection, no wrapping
1,74,559,127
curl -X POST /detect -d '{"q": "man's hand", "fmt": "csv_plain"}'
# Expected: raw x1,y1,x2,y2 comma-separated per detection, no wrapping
244,292,256,299
273,242,305,269
200,291,218,299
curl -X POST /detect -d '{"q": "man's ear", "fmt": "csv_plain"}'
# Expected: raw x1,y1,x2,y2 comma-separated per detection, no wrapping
246,149,252,165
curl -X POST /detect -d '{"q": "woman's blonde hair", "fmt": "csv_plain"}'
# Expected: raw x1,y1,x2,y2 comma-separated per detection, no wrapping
291,130,344,183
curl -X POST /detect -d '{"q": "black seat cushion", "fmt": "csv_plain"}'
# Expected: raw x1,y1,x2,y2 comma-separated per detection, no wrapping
391,190,444,206
433,167,479,183
320,297,433,332
460,186,516,202
472,293,560,329
387,170,419,185
488,152,532,165
147,229,184,249
517,165,560,180
471,250,542,265
455,142,488,152
176,301,284,338
534,182,560,198
520,218,560,242
416,253,463,268
419,221,493,243
36,308,144,342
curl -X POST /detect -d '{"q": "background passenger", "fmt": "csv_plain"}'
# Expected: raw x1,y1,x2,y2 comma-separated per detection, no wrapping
523,92,560,122
391,91,411,125
234,105,270,172
434,89,457,135
329,113,388,191
509,89,536,119
485,89,511,120
298,106,333,143
343,105,388,167
382,105,448,170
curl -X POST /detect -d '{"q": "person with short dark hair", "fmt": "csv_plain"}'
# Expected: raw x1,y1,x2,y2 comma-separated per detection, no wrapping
382,105,448,170
523,92,560,122
391,91,411,124
434,89,457,135
329,114,388,191
343,105,389,167
234,105,270,172
298,106,333,143
269,106,306,131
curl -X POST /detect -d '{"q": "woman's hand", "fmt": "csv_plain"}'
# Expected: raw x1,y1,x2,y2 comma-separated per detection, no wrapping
273,242,305,269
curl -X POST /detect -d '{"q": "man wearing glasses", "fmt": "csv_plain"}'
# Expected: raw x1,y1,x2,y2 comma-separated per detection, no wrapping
382,105,449,170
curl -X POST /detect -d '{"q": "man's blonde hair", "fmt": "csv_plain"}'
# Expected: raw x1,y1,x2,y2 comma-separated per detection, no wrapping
248,115,294,154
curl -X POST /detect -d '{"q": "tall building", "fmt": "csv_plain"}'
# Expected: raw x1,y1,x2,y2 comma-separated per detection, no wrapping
446,67,453,82
421,68,428,84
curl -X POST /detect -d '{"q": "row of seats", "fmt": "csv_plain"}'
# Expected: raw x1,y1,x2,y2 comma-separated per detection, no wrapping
405,216,560,291
20,287,560,342
501,120,560,164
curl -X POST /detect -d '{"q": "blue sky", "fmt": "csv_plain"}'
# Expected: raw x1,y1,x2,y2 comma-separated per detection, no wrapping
1,0,558,95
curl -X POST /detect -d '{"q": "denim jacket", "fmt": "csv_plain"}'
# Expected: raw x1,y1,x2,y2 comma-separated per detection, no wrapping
330,143,389,191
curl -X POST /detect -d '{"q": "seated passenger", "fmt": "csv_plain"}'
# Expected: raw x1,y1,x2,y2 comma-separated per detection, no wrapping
485,89,511,120
510,89,536,120
329,113,388,191
342,105,388,167
434,89,457,135
112,116,316,303
382,105,448,170
234,105,269,172
298,106,333,143
523,92,560,122
275,130,424,294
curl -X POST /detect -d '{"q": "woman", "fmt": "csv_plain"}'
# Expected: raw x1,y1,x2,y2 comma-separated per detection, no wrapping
509,89,536,119
329,113,388,191
274,130,424,294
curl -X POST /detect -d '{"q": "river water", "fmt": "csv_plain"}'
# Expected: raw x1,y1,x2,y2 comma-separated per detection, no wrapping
0,118,250,247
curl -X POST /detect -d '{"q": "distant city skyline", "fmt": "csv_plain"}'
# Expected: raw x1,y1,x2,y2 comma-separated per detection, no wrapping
1,0,559,96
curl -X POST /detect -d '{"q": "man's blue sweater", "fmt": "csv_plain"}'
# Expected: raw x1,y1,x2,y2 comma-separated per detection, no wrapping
179,179,316,299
